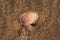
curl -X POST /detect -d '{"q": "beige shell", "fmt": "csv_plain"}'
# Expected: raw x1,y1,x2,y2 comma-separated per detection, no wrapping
20,11,39,26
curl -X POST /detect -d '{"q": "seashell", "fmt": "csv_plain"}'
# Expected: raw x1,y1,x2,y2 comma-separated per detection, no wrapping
20,11,39,26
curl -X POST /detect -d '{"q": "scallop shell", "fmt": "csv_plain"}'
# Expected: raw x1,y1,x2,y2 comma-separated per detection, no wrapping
20,11,39,26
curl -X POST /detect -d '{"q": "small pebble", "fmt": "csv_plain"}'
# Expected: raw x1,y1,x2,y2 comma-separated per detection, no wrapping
20,11,39,26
